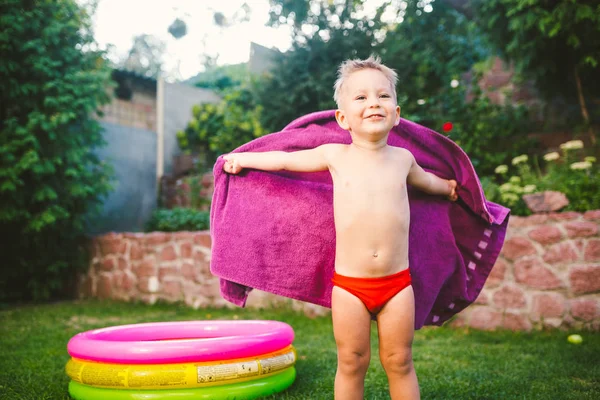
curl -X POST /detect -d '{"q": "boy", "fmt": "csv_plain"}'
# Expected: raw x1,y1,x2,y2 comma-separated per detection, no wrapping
223,56,457,400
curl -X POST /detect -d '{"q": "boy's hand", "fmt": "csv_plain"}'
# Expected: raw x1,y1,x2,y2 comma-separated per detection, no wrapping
447,179,458,201
223,154,243,174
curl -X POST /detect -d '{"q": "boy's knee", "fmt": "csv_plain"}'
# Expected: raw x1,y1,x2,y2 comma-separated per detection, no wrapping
380,349,413,376
338,349,370,375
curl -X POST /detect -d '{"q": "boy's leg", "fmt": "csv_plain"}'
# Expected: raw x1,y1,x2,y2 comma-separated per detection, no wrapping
376,285,420,400
331,286,372,400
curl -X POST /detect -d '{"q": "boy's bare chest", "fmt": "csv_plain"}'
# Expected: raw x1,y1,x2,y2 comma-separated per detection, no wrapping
331,158,409,194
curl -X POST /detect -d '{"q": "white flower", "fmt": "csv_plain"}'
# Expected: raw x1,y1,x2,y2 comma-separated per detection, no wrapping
494,165,508,174
417,99,426,105
570,161,592,170
543,152,560,162
499,183,514,192
523,184,537,193
501,193,520,203
511,154,528,165
509,176,521,184
451,79,459,88
560,140,584,151
585,156,596,163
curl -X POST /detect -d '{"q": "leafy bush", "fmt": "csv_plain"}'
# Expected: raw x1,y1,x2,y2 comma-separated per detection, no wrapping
177,88,265,168
411,82,537,177
381,1,490,121
536,142,599,212
0,0,113,301
193,63,250,92
481,171,533,217
484,140,600,215
145,208,210,232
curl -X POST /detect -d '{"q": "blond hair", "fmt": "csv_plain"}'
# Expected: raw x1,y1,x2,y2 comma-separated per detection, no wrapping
333,55,398,108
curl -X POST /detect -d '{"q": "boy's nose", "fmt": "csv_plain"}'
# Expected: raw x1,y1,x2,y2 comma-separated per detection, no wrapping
368,97,381,107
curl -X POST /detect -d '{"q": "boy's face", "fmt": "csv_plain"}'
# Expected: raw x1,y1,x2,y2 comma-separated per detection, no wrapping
335,68,400,140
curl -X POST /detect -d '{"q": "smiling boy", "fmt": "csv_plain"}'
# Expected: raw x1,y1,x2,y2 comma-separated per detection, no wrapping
223,56,457,399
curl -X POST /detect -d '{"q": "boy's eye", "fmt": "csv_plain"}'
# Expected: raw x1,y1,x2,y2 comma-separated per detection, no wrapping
380,94,391,98
355,95,366,100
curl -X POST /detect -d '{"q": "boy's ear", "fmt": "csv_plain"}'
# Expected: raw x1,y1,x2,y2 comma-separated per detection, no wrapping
394,105,401,126
335,109,350,130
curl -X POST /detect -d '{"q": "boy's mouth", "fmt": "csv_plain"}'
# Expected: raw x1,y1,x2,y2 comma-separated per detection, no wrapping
365,114,385,120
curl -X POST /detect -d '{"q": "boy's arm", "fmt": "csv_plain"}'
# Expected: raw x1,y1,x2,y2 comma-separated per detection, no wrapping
223,145,332,174
406,153,458,201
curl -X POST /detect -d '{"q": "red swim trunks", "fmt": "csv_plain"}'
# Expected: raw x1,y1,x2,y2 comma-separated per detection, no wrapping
332,268,412,316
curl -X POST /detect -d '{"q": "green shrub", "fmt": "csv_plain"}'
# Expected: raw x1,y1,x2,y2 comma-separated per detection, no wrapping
0,0,113,301
409,78,538,178
536,142,600,212
481,171,533,217
484,140,599,215
177,88,265,168
145,208,210,232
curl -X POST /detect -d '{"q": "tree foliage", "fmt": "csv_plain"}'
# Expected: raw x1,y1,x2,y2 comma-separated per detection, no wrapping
0,0,113,301
471,0,600,140
429,81,535,176
177,88,265,169
119,34,166,79
380,1,489,123
268,0,372,42
191,63,251,92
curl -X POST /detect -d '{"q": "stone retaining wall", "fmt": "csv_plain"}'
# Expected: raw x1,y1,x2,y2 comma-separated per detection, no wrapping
78,210,600,330
78,231,326,317
453,210,600,331
79,232,218,307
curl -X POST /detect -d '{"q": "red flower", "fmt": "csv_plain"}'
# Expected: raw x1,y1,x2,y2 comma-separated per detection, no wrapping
442,122,453,132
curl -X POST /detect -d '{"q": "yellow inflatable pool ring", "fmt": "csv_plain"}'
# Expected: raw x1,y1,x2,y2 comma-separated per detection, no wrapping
66,345,296,390
68,368,296,400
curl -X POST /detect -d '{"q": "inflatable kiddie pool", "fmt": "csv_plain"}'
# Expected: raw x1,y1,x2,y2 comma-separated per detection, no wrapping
65,320,297,399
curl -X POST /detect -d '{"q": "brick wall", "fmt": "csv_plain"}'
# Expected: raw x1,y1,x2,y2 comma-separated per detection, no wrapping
100,94,157,131
78,231,326,317
78,210,600,330
453,210,600,331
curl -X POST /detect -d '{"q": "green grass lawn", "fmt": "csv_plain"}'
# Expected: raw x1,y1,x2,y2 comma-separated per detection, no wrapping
0,300,598,400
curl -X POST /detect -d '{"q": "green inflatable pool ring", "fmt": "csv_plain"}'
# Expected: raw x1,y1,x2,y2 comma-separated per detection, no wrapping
68,367,296,399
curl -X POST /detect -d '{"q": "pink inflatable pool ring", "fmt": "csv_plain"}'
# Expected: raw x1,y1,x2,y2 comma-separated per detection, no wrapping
68,320,294,364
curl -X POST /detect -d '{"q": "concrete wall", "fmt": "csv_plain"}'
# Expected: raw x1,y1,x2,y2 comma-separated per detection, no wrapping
91,78,220,234
87,122,157,234
78,210,600,330
163,82,221,175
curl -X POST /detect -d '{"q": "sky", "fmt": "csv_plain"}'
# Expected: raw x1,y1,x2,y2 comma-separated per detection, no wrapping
90,0,294,80
89,0,422,81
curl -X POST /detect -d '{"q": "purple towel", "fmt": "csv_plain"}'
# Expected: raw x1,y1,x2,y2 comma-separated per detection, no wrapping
210,110,509,329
